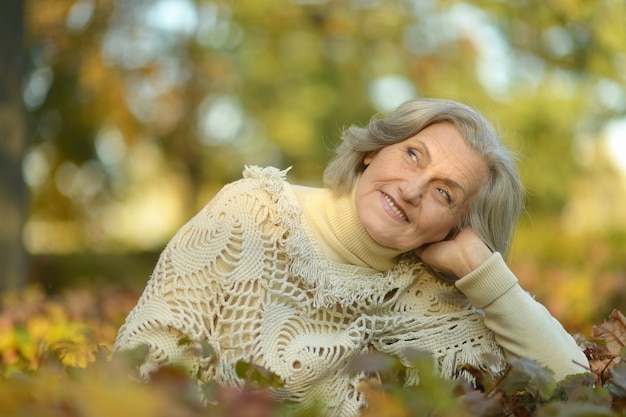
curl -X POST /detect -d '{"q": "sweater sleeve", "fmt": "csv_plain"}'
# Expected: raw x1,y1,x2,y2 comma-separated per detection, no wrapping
455,253,589,381
113,295,206,380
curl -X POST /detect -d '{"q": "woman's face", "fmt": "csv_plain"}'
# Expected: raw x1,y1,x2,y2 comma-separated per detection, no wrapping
355,122,489,251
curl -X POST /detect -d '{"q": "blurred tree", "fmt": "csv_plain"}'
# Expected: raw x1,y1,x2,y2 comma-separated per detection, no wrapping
465,0,626,218
0,0,27,291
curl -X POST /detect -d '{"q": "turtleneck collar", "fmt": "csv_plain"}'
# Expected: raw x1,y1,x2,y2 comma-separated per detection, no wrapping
292,182,404,272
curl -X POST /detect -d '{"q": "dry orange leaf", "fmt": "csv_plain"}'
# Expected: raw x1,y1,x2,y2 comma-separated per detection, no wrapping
592,309,626,357
588,309,626,379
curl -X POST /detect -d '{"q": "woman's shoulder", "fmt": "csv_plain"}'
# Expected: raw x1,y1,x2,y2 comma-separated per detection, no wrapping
217,166,331,215
212,165,294,201
242,165,291,188
242,164,290,179
197,166,303,220
168,166,302,254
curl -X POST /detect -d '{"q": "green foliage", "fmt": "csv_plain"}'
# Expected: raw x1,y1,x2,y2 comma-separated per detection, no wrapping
235,359,285,390
350,348,625,417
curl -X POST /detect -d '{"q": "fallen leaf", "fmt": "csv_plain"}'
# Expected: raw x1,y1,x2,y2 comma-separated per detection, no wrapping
591,310,626,357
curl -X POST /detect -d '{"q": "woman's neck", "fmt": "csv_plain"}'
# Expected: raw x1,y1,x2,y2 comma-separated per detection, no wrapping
293,184,403,272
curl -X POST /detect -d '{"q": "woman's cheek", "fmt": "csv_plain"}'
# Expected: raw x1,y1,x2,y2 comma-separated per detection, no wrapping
423,208,456,241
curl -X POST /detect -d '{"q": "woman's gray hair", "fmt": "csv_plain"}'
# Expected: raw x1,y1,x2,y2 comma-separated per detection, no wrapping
323,98,524,259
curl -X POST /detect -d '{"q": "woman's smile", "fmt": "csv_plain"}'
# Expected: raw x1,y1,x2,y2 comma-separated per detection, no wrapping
381,192,408,222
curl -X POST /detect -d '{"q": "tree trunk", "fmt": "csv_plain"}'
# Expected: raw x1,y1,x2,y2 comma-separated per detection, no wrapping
0,0,27,291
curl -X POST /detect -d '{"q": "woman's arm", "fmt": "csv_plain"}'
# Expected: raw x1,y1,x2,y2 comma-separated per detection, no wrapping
416,229,589,381
114,293,206,379
114,172,282,380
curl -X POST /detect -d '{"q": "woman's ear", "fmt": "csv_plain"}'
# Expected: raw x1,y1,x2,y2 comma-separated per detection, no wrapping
363,153,374,166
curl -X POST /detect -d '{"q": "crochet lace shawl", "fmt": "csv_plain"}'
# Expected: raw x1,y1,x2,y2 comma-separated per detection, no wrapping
114,166,504,417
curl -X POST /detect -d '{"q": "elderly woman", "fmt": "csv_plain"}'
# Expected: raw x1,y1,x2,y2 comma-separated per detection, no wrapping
114,98,588,417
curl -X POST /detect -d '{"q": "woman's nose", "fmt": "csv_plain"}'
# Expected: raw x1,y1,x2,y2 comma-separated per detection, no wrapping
400,177,427,206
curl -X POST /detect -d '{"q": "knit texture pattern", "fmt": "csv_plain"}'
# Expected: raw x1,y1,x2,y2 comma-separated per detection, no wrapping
114,166,504,417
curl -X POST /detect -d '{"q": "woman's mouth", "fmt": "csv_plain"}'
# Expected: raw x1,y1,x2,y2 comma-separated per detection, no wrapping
382,192,408,222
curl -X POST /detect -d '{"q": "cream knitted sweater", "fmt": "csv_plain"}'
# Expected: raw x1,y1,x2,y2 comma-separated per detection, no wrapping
114,166,587,417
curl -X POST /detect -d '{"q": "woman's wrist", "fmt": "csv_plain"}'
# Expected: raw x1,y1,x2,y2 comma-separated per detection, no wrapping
456,241,493,277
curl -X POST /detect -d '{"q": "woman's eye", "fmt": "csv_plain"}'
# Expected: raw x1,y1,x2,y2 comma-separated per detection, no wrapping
407,149,420,163
437,188,453,204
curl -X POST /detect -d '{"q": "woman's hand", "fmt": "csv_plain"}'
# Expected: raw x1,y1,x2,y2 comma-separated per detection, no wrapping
414,228,493,279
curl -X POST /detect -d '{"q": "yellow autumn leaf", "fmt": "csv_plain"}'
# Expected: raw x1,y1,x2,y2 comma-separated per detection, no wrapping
359,383,411,417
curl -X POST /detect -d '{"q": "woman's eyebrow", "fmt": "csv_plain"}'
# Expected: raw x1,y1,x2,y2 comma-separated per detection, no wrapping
416,140,432,163
443,178,467,200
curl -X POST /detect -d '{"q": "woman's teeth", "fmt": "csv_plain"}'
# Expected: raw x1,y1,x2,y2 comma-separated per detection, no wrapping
383,193,407,221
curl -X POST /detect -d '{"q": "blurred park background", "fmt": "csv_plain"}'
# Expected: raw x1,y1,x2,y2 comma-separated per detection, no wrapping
2,0,626,335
